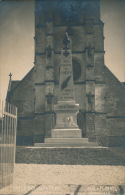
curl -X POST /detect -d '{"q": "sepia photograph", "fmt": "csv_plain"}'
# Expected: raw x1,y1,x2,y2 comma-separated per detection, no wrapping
0,0,125,194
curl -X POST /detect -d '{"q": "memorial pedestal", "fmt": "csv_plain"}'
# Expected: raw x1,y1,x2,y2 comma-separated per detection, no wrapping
43,101,98,144
44,101,83,143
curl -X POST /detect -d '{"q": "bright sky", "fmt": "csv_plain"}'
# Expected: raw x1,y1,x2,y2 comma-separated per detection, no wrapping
0,0,125,100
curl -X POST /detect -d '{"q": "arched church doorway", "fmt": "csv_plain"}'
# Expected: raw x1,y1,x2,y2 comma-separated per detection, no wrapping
77,110,86,137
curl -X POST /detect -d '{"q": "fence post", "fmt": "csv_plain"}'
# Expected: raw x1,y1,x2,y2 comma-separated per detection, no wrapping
0,100,17,190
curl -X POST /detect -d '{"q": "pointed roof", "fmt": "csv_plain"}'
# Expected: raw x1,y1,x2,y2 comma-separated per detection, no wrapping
9,67,34,93
6,67,35,101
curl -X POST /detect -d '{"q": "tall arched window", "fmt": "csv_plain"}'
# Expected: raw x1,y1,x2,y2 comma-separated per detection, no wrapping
72,59,81,81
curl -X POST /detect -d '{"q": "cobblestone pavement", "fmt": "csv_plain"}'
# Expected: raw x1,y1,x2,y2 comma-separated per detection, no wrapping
0,164,125,195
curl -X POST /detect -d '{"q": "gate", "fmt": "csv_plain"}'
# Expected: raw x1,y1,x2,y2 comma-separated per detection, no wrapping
0,100,17,189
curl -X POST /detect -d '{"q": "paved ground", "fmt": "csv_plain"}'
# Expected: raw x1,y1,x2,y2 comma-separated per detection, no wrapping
0,147,125,195
1,184,125,195
0,164,125,195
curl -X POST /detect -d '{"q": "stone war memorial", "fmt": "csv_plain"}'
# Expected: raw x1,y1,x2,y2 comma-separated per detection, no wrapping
6,0,125,147
45,33,82,143
44,32,97,146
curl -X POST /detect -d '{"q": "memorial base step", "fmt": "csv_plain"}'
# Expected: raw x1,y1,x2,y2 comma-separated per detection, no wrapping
34,142,98,147
35,138,98,147
51,128,82,138
44,137,88,144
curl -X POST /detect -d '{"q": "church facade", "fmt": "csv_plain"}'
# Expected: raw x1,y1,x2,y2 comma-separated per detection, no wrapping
7,0,125,146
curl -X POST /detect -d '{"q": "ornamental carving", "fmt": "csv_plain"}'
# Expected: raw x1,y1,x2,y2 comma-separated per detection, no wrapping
63,115,77,127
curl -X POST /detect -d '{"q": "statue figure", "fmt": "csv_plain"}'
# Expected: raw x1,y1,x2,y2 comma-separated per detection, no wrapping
46,92,54,111
46,45,52,58
63,32,70,49
77,110,86,137
87,44,92,58
87,92,94,111
46,92,53,105
87,92,94,104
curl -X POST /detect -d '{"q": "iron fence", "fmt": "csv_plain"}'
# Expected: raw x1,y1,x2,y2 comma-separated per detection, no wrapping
0,100,17,189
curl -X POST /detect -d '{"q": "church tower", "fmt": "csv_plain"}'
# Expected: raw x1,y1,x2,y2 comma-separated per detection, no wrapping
33,0,104,142
7,0,125,146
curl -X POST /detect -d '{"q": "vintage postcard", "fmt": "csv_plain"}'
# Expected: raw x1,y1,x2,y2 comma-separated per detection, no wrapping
0,0,125,194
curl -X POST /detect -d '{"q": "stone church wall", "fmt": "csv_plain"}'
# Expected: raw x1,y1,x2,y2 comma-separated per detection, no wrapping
93,66,125,146
104,67,125,146
74,84,86,111
104,67,125,115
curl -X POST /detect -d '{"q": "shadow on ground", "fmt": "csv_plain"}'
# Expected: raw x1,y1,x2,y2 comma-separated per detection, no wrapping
0,184,125,195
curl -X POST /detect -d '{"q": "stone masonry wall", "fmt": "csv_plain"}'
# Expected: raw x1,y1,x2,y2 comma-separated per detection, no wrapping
95,66,125,146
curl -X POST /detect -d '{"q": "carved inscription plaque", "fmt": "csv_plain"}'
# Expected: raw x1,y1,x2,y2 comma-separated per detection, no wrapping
59,51,74,101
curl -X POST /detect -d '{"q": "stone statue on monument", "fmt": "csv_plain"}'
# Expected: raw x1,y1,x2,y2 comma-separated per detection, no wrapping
63,32,71,49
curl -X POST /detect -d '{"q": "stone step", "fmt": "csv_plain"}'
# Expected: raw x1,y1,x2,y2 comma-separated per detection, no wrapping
51,128,82,138
44,137,91,144
34,142,98,147
37,137,98,147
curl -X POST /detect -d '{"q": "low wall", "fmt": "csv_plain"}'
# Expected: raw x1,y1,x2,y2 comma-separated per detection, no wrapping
16,146,125,165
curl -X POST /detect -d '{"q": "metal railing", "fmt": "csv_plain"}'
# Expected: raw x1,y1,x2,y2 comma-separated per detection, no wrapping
0,100,17,189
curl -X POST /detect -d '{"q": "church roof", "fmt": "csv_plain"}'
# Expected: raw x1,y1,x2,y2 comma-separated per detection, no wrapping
6,67,35,102
122,82,125,86
9,80,20,91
